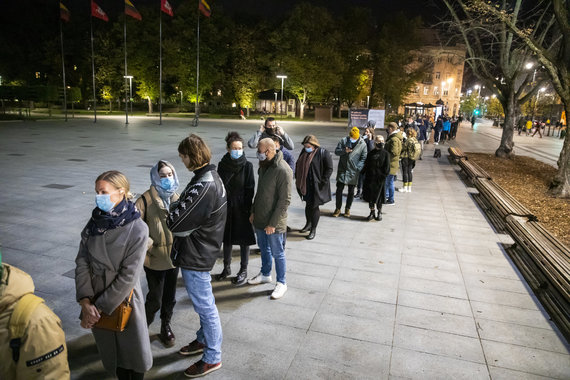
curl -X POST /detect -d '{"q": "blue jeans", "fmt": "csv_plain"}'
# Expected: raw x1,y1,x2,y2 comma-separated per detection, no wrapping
181,269,222,364
385,174,396,202
255,229,286,284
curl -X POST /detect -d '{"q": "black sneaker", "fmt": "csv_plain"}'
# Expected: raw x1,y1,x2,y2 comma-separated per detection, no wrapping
179,340,205,356
232,270,247,285
184,360,222,378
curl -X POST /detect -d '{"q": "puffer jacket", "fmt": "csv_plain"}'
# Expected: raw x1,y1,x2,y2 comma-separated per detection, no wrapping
385,131,403,175
0,265,70,380
251,151,292,233
135,186,179,271
401,136,419,159
334,137,368,185
167,164,227,271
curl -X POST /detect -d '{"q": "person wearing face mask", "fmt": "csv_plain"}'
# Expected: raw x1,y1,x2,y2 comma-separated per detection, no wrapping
247,138,292,300
333,127,368,218
362,135,391,221
355,127,375,198
75,171,152,380
135,160,180,347
216,132,256,285
247,117,295,150
295,135,333,240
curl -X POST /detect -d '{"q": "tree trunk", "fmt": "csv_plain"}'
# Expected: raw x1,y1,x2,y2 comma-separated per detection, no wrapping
300,102,305,119
495,93,516,158
147,97,153,114
109,100,112,112
549,101,570,197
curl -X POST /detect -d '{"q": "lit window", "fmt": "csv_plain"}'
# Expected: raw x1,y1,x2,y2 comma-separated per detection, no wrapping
435,72,440,79
443,88,449,96
35,72,40,79
424,86,429,95
433,86,439,95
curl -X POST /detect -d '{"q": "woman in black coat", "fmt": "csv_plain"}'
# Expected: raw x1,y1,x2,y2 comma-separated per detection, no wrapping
295,135,334,240
216,132,256,285
362,135,391,221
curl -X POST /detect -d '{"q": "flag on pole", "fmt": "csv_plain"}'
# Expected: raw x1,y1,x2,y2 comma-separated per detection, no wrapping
161,0,174,17
60,2,70,22
199,0,211,17
125,0,142,20
91,1,109,22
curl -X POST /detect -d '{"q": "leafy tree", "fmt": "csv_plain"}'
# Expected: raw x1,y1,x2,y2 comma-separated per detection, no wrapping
101,85,113,111
270,3,343,119
370,14,428,112
487,97,504,118
460,93,479,115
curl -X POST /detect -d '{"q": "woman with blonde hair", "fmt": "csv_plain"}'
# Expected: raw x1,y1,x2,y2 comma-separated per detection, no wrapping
400,128,420,192
75,170,152,380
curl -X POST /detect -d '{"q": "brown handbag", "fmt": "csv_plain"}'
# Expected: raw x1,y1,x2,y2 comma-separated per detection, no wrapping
93,290,134,332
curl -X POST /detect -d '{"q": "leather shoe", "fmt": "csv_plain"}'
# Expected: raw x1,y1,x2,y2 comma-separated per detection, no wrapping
299,223,312,233
366,211,375,221
306,230,316,240
160,320,176,347
217,267,231,280
375,212,382,221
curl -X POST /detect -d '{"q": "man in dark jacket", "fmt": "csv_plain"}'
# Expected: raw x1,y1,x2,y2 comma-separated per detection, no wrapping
167,134,227,378
248,117,295,150
247,138,292,300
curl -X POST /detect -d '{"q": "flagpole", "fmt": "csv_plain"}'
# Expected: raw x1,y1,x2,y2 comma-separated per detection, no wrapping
90,5,97,123
59,16,68,122
193,5,200,127
124,15,129,125
159,8,163,125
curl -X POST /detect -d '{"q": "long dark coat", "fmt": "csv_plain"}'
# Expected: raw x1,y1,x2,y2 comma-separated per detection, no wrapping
296,147,334,206
217,153,256,246
362,148,391,203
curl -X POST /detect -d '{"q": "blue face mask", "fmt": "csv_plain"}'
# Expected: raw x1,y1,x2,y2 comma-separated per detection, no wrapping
96,194,115,213
160,176,175,191
230,149,243,160
305,147,313,153
257,152,267,161
350,138,357,144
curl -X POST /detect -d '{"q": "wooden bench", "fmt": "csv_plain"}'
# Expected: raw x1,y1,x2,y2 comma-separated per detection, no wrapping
505,215,570,340
475,178,537,220
448,146,466,160
458,158,492,181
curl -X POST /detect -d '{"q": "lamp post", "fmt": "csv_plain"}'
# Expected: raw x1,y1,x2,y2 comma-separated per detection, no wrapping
276,75,287,117
274,92,278,115
124,75,133,115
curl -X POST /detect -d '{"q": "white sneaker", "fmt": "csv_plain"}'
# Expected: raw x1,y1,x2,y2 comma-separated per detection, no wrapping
270,282,287,299
398,187,407,193
247,272,272,285
407,186,412,193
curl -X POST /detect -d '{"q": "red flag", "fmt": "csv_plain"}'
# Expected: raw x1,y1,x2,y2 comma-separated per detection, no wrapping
161,0,174,17
60,2,70,22
199,0,211,17
91,1,109,22
125,0,142,20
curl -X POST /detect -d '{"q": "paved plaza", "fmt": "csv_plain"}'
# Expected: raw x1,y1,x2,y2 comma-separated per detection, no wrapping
1,116,569,379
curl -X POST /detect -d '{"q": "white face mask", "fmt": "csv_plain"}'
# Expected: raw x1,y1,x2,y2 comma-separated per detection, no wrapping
257,151,267,161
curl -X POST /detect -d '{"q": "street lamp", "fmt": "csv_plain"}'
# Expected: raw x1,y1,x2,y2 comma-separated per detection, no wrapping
274,92,277,115
276,75,287,117
474,84,481,96
124,75,133,115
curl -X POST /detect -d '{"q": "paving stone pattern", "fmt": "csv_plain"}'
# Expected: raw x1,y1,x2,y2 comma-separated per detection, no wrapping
0,117,568,379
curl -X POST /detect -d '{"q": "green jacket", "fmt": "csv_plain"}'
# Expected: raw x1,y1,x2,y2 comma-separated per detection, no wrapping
334,137,368,185
385,131,403,175
252,151,292,233
401,136,419,160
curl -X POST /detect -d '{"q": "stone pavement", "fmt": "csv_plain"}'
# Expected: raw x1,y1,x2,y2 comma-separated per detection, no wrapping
1,116,568,379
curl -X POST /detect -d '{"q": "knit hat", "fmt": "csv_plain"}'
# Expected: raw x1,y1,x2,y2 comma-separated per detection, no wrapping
349,127,360,139
302,135,320,147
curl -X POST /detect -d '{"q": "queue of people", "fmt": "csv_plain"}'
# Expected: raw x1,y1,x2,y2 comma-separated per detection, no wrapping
3,119,430,380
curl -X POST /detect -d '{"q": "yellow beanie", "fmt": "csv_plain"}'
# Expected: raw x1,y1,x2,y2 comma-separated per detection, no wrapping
349,127,360,139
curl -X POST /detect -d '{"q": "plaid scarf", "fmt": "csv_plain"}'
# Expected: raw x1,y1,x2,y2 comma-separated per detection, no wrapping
85,199,140,236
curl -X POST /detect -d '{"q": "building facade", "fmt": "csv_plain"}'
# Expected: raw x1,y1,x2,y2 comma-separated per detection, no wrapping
400,30,466,117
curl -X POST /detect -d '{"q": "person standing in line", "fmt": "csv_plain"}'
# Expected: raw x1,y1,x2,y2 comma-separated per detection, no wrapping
333,127,368,218
295,135,333,240
269,135,295,173
1,259,70,380
135,160,180,347
75,170,152,380
362,135,390,221
433,115,443,144
216,132,256,286
248,117,294,150
168,135,227,378
450,116,459,139
417,117,427,160
400,129,420,192
426,115,433,143
384,122,403,205
355,127,375,198
441,117,451,144
247,138,292,300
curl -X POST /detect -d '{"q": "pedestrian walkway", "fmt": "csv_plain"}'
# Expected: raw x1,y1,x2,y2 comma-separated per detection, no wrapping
1,117,568,379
